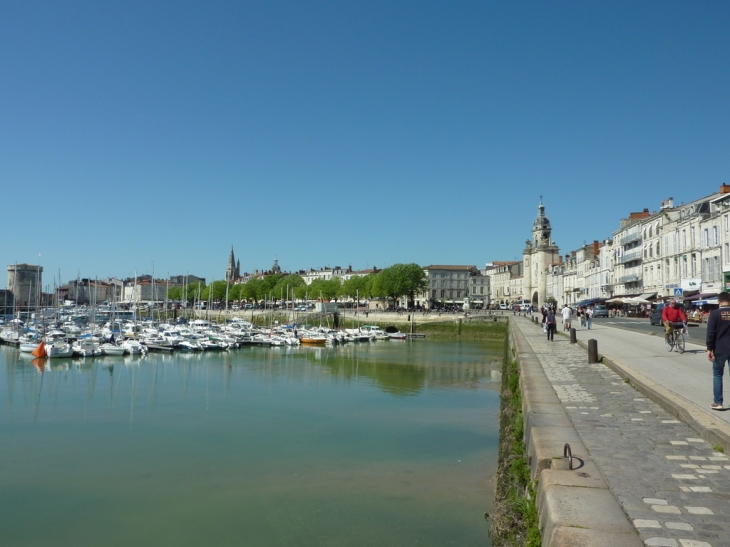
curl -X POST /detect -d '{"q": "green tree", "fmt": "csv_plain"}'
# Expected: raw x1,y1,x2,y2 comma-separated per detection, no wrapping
184,282,206,304
240,279,262,304
167,286,182,301
308,277,342,301
371,264,427,307
272,274,306,303
339,274,373,300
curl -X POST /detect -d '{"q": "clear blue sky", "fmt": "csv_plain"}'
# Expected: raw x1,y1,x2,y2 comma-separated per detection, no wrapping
2,1,728,288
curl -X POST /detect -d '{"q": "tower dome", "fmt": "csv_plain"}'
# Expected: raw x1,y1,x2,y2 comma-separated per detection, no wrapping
533,201,551,230
532,199,552,247
271,259,281,273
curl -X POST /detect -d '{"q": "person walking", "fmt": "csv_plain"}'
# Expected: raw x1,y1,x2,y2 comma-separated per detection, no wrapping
586,305,594,330
546,309,557,341
561,304,572,331
706,292,730,410
541,307,548,333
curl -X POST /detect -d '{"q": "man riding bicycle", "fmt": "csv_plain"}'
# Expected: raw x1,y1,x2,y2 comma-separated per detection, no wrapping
662,299,687,341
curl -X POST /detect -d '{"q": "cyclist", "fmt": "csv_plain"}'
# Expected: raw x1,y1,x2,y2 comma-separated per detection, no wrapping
662,299,687,343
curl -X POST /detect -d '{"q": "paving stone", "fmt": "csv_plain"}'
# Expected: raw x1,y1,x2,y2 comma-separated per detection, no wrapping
513,319,730,546
665,522,694,531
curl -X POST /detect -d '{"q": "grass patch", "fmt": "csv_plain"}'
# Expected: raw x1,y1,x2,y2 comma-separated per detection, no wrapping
339,317,508,341
491,330,541,547
714,444,724,453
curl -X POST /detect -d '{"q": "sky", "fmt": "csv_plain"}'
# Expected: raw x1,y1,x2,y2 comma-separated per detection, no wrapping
2,1,729,288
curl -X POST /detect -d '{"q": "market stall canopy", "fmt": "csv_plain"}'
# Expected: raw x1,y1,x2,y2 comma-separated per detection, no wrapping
606,297,625,303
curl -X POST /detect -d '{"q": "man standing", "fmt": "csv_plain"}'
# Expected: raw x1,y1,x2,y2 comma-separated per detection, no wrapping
561,304,572,331
662,299,687,342
706,292,730,410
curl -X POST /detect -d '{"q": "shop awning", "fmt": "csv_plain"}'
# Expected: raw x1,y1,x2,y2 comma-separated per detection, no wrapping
684,292,718,302
693,298,718,306
638,292,657,301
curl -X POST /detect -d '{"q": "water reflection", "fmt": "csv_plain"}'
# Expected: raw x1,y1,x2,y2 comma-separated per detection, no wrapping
0,341,500,547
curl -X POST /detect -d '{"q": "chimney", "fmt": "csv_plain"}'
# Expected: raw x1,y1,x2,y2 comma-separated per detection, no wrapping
661,197,674,210
721,183,730,194
593,240,600,256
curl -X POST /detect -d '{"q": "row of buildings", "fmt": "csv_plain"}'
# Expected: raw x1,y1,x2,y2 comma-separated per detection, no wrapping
7,183,730,312
422,183,730,309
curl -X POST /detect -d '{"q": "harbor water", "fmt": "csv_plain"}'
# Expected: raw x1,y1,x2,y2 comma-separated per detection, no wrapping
0,340,501,546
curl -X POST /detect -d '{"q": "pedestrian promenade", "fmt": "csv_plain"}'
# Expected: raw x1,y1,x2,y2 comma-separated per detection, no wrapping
514,315,730,547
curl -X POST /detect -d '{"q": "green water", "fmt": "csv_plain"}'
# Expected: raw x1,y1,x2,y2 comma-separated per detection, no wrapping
0,340,501,547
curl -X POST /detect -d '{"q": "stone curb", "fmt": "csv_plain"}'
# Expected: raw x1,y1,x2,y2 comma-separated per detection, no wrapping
509,319,643,547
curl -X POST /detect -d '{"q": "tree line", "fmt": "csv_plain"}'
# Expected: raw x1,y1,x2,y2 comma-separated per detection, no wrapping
166,263,428,306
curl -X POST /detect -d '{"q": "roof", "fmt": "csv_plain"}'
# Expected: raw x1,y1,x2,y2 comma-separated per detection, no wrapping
423,265,478,270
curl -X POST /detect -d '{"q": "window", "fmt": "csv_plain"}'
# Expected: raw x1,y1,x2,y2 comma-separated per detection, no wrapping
725,214,729,234
656,241,660,256
432,290,436,299
692,254,697,276
702,229,708,248
440,290,445,298
726,243,730,264
714,226,719,245
649,226,653,238
682,230,686,250
674,258,678,278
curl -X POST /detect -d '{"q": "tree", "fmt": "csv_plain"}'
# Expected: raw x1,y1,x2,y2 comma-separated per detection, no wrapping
308,277,342,301
167,286,182,301
339,274,373,301
240,278,262,303
272,274,306,303
371,263,427,307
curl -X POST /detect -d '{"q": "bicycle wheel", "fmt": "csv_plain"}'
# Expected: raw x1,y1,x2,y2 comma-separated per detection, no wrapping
676,333,685,353
665,335,674,352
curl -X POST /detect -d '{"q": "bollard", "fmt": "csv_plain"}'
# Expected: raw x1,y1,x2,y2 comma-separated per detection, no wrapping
588,339,598,363
570,328,577,344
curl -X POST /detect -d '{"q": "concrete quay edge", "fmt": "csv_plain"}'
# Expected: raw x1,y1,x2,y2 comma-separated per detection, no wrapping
509,320,642,547
569,335,730,454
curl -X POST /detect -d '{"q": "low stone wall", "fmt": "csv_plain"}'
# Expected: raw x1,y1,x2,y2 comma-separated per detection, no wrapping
508,320,643,547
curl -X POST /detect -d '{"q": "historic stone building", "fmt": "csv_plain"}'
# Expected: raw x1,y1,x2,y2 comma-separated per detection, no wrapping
523,201,561,306
7,263,43,311
225,247,241,282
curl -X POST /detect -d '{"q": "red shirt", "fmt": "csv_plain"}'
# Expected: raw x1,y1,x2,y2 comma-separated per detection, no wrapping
662,304,686,323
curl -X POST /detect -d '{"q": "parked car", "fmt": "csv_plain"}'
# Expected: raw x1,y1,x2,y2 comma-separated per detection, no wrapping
649,304,664,326
592,305,608,318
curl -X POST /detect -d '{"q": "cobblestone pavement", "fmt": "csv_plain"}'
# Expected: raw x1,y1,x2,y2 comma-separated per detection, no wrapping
515,318,730,547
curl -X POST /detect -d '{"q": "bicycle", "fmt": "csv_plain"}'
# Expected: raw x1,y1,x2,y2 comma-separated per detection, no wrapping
665,322,686,353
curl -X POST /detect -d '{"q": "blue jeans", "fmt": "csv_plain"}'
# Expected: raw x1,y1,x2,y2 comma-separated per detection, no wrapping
587,316,592,329
713,354,730,405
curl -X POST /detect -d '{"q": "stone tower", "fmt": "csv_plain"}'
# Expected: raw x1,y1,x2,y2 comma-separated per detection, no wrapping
523,200,561,306
225,247,240,281
7,263,43,311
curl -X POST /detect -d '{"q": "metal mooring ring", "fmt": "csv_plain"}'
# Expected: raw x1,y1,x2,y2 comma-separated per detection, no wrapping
564,443,573,470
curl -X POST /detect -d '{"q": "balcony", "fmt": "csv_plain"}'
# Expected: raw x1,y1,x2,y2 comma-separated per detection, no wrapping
619,273,640,284
620,232,642,246
619,249,643,264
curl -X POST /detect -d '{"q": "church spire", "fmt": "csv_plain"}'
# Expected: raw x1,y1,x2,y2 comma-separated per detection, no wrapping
226,246,240,281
